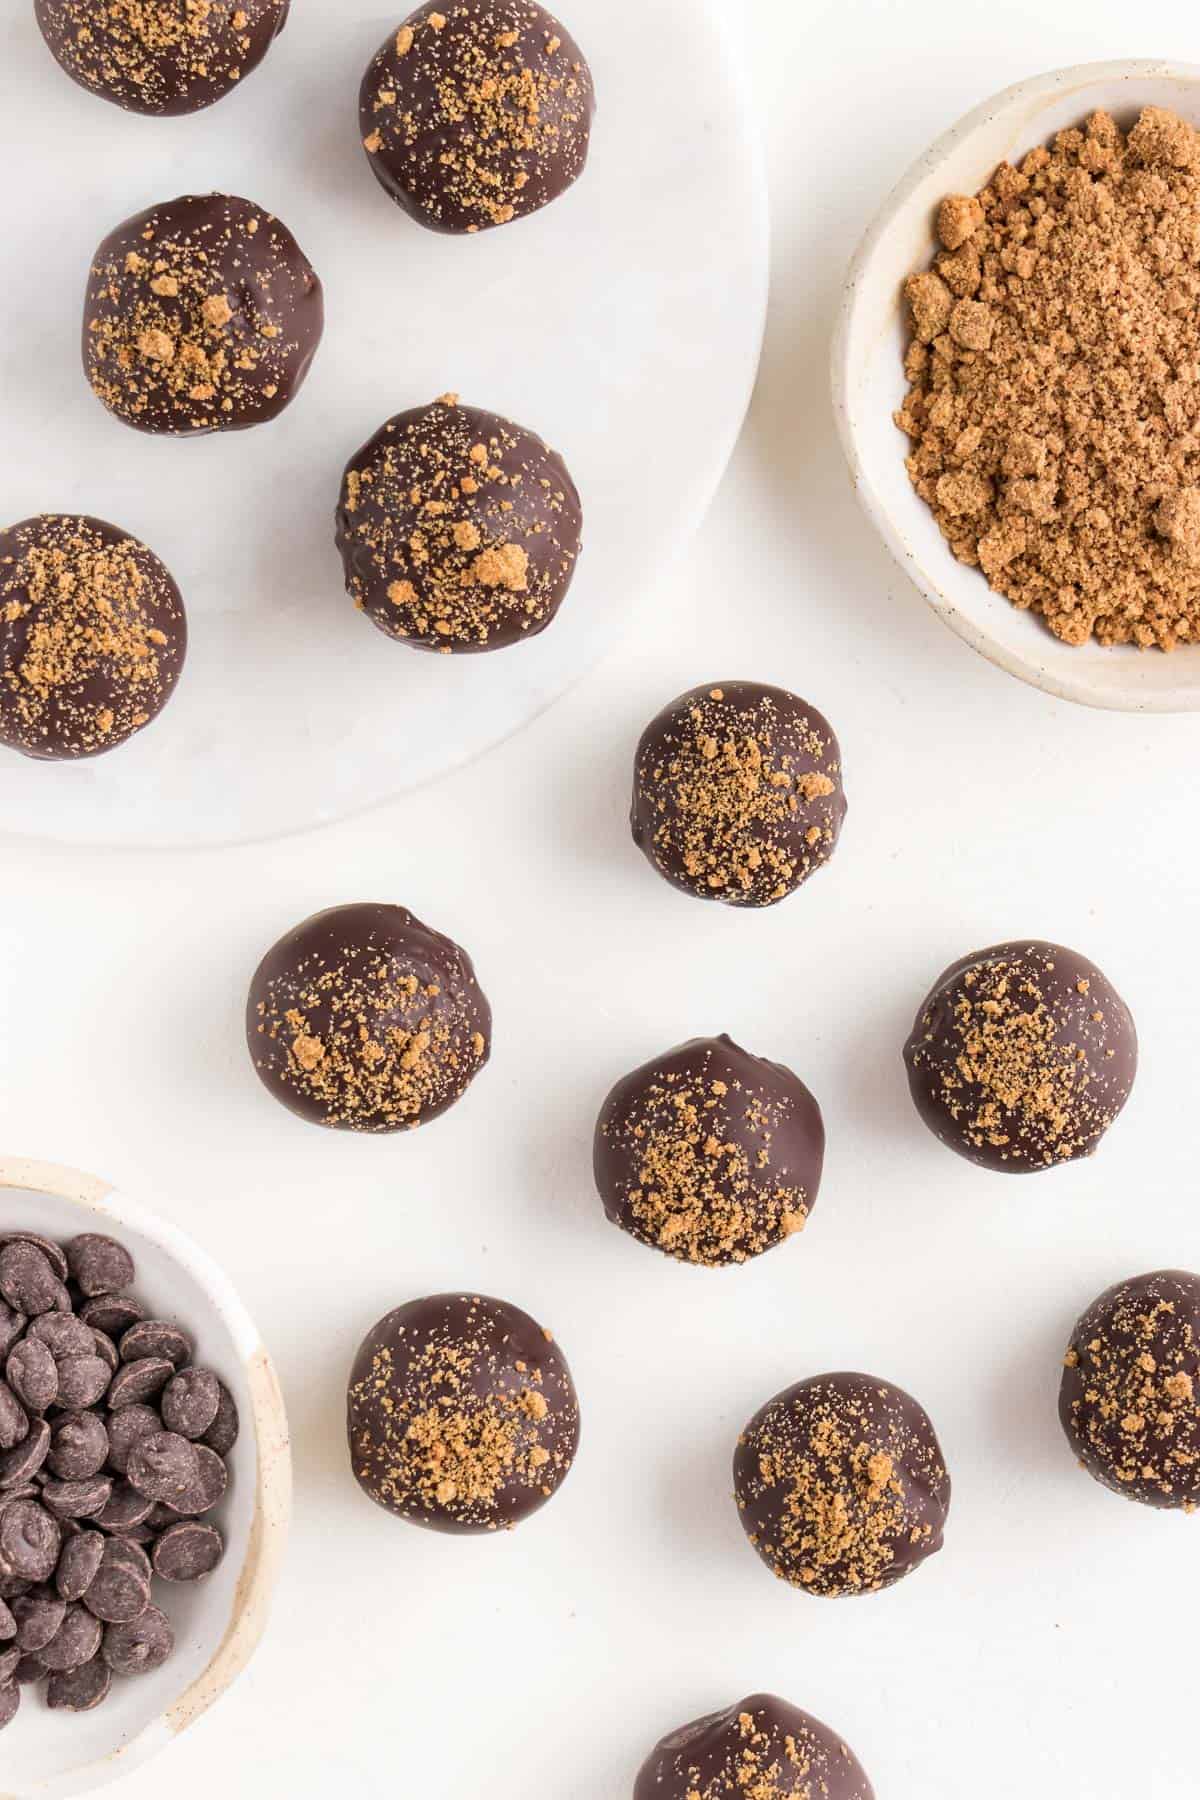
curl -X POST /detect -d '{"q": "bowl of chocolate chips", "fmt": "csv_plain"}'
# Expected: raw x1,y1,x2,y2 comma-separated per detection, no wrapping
0,1156,290,1797
834,59,1200,712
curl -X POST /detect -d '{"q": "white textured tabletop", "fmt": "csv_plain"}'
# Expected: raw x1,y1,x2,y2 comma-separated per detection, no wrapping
3,0,1200,1796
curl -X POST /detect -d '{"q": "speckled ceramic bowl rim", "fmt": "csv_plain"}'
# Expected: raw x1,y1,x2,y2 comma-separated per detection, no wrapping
0,1155,291,1800
832,59,1200,714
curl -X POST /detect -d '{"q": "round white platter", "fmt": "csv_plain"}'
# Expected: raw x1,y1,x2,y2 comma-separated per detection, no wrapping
0,0,767,848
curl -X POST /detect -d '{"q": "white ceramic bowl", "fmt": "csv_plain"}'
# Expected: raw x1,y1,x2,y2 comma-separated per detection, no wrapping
833,60,1200,713
0,1157,290,1800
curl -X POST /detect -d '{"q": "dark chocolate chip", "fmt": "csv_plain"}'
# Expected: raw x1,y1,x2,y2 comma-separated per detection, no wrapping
0,1383,27,1451
66,1236,136,1299
55,1356,111,1410
6,1338,58,1413
127,1431,199,1504
105,1403,161,1473
107,1358,173,1408
203,1381,240,1456
0,1231,232,1714
39,1602,102,1672
120,1320,190,1368
153,1520,223,1583
169,1444,228,1517
0,1243,60,1315
80,1294,144,1338
102,1602,172,1676
47,1654,113,1711
11,1587,66,1654
40,1477,112,1521
0,1501,61,1582
0,1303,25,1357
56,1530,104,1602
0,1418,50,1488
48,1413,109,1481
0,1234,68,1283
95,1481,154,1534
0,1680,18,1729
161,1368,220,1440
83,1538,151,1625
29,1313,94,1360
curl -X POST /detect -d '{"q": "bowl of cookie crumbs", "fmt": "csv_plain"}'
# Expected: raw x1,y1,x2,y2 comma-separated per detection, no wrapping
834,60,1200,712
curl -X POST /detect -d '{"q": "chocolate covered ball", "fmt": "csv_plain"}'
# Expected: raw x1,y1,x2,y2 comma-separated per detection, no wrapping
634,1693,875,1800
593,1035,824,1269
336,395,582,653
360,2,594,234
733,1372,950,1597
1060,1269,1200,1510
631,682,847,907
903,940,1137,1173
36,0,290,116
246,903,491,1133
0,515,186,761
346,1293,579,1532
83,193,323,436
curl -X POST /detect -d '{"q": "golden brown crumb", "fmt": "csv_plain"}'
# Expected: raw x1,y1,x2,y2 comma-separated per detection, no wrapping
899,106,1200,649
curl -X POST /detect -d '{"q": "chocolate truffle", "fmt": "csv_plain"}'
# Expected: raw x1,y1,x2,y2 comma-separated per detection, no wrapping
0,515,186,761
336,396,582,653
35,0,290,116
631,682,847,907
634,1694,875,1800
346,1293,579,1531
903,940,1137,1173
1060,1269,1200,1510
733,1372,950,1597
246,903,491,1132
83,193,323,436
360,3,595,234
593,1035,824,1269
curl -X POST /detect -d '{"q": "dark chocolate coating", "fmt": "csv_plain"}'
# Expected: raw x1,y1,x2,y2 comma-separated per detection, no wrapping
0,516,186,762
336,397,582,653
594,1035,824,1268
733,1372,950,1597
903,940,1137,1173
631,682,847,907
246,903,492,1132
35,0,290,116
83,193,323,436
1060,1269,1200,1510
360,2,594,233
347,1293,579,1533
634,1693,875,1800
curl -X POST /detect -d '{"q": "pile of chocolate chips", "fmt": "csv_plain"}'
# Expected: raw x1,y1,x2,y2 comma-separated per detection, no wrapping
0,1231,237,1727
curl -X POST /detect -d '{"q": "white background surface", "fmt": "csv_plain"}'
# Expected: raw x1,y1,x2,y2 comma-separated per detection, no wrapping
3,1,1200,1797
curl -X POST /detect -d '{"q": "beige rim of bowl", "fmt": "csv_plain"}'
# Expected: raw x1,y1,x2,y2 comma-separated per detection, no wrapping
0,1155,291,1800
833,59,1200,713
